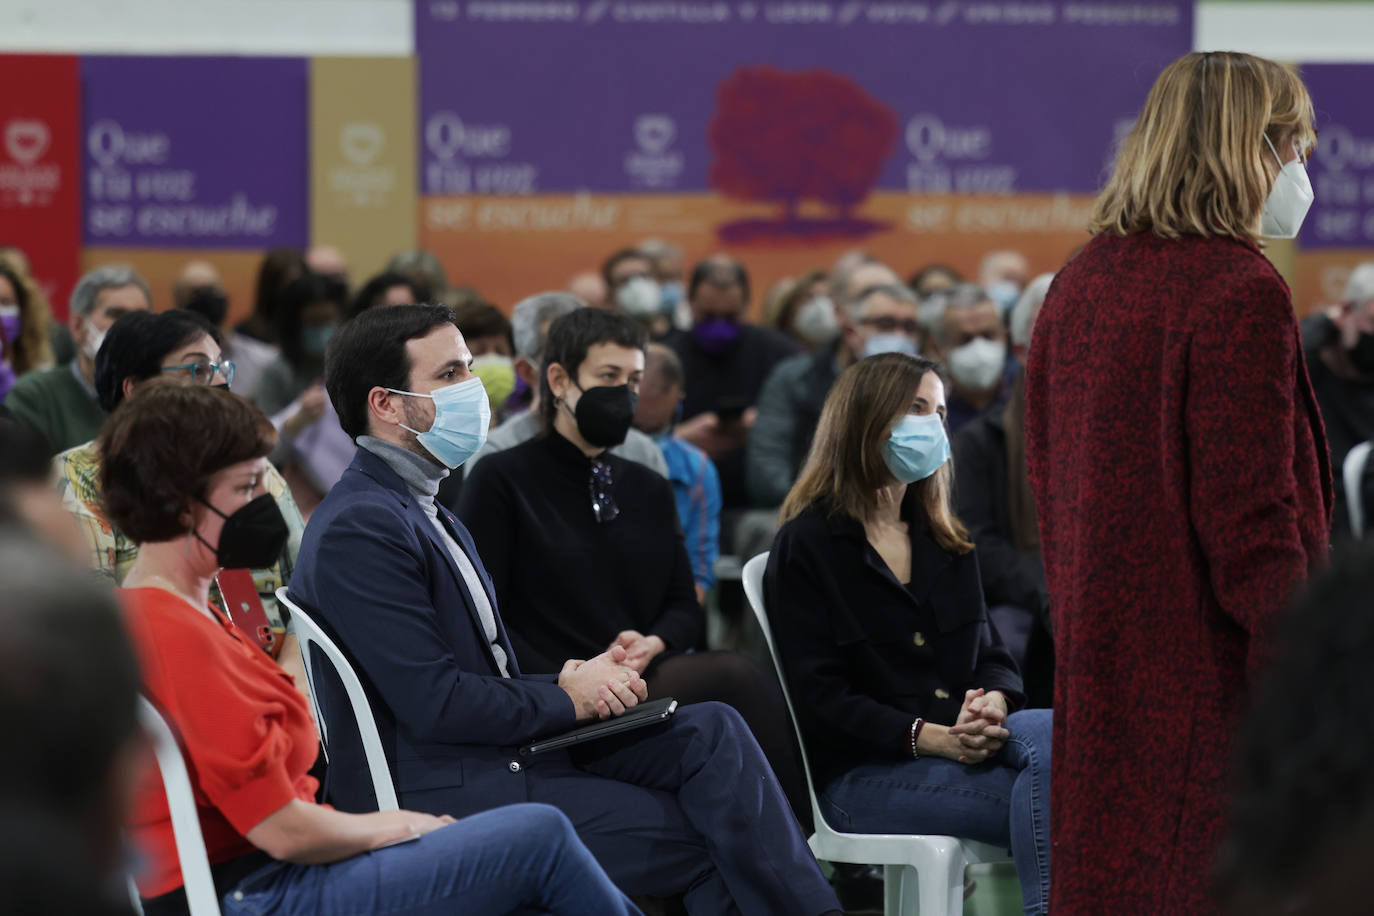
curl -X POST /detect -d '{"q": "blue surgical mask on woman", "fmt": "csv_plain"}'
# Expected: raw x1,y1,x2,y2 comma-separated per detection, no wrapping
386,375,491,468
883,412,950,484
301,323,338,357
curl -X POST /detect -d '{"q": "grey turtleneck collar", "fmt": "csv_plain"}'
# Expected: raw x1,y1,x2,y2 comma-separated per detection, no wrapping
358,435,447,499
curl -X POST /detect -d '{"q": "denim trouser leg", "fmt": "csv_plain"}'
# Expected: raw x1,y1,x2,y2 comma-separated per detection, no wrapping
818,708,1052,916
220,803,644,916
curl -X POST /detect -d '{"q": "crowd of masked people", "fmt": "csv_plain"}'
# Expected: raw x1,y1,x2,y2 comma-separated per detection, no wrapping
1,227,1372,916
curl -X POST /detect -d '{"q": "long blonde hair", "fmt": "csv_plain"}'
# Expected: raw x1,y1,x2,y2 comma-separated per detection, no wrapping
780,353,973,554
1089,51,1316,247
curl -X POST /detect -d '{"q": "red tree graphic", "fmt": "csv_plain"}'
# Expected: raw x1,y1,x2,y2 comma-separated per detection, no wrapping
709,66,898,224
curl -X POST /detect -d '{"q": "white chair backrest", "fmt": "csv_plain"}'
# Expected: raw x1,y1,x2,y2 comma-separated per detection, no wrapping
136,697,222,916
741,552,827,817
1345,441,1372,540
275,588,399,811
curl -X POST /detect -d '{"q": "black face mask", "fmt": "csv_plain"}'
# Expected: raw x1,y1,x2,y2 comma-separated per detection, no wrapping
183,286,229,328
570,383,637,448
1348,331,1374,376
195,493,289,569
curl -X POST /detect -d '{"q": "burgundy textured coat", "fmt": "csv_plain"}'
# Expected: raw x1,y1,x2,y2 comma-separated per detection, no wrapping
1025,232,1331,915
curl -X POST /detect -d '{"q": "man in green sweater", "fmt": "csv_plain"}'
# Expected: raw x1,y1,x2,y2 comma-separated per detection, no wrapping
4,265,151,453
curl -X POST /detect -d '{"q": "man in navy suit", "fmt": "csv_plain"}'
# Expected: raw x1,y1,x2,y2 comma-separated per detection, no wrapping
289,304,840,915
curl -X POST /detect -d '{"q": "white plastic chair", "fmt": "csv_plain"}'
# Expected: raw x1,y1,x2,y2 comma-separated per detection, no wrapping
275,588,399,811
742,552,1011,916
1345,441,1372,540
132,696,222,916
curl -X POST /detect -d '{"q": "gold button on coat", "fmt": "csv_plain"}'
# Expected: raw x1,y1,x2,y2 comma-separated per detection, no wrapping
913,632,926,647
934,688,950,699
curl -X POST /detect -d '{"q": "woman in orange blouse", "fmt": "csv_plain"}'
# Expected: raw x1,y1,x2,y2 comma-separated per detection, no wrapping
105,379,640,916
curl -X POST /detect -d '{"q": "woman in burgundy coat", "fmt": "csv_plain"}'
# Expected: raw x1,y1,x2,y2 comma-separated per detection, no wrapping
1025,52,1331,914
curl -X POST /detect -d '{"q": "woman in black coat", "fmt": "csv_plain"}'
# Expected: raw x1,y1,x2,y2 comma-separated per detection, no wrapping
765,352,1052,915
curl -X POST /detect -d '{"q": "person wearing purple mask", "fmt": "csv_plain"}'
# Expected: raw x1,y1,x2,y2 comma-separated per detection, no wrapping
663,255,799,513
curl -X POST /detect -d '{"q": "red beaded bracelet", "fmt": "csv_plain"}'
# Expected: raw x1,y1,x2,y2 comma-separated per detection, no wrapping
909,718,925,759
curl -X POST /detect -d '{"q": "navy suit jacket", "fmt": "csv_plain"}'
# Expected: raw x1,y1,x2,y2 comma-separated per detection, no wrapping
289,447,577,813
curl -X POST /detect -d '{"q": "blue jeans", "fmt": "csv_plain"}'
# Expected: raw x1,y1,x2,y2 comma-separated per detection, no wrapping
221,803,644,916
818,708,1052,915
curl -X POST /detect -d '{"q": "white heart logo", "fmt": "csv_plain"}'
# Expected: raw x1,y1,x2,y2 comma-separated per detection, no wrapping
341,122,385,166
635,115,675,154
5,119,51,167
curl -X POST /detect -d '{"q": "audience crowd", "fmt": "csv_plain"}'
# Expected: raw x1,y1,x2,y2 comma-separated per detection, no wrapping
3,47,1374,916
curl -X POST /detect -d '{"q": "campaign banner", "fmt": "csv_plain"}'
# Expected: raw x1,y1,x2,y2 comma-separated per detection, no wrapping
0,55,83,320
81,56,308,251
417,0,1193,307
1294,63,1374,311
310,57,418,282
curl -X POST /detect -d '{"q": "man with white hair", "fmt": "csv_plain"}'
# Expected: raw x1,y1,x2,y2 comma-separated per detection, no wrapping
3,265,151,453
953,272,1056,706
1306,262,1374,539
748,281,920,506
461,291,666,480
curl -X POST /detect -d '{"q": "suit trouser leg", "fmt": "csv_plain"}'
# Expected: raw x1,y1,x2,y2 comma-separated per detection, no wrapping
570,702,840,916
524,756,740,915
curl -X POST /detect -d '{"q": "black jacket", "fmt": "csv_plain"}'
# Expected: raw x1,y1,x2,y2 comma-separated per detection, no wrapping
764,506,1023,789
951,408,1049,619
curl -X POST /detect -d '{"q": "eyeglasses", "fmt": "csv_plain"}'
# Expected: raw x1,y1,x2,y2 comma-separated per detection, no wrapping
589,458,620,524
861,315,920,335
160,359,235,388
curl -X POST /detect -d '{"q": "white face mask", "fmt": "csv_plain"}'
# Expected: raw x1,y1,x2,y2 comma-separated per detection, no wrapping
81,316,106,361
794,296,839,345
1260,134,1314,239
615,276,664,318
947,337,1006,393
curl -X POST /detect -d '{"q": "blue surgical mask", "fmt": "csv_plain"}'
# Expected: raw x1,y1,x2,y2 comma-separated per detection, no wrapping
986,281,1021,316
661,280,685,314
301,323,338,357
883,412,949,484
864,332,918,358
387,376,491,468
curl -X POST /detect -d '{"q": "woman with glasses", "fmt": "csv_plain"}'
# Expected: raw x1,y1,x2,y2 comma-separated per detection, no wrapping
458,306,812,825
107,381,643,916
765,353,1051,915
51,308,308,679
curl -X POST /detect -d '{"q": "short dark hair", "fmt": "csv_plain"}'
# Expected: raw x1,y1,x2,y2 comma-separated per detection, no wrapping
0,417,55,524
907,263,963,296
0,536,139,817
276,272,346,368
688,256,750,305
326,303,457,439
601,248,650,289
99,379,276,544
347,271,433,320
1217,549,1374,912
94,309,221,413
538,308,647,431
452,301,513,352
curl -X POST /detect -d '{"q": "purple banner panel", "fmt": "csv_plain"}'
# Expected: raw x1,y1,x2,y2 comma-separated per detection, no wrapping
1299,64,1374,250
82,56,308,249
416,0,1193,196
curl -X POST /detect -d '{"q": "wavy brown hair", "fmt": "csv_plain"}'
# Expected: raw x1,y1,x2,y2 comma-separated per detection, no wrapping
99,379,276,544
0,259,54,374
780,352,972,554
1089,51,1316,247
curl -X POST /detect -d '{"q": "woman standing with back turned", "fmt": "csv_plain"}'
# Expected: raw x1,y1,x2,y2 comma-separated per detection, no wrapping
1026,52,1331,914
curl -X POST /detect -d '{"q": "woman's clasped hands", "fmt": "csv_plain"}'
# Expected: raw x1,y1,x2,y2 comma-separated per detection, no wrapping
947,688,1010,765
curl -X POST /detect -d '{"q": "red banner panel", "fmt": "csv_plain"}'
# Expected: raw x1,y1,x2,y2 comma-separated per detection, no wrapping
0,55,82,321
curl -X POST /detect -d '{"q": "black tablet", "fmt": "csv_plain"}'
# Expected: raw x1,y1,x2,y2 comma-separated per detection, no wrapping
519,698,678,755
